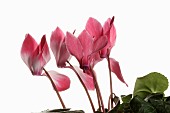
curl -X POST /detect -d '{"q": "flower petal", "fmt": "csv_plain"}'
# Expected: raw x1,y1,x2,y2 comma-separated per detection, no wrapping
103,18,111,34
21,34,38,68
109,25,116,48
30,35,50,75
40,35,51,63
78,30,93,56
57,43,70,67
66,32,83,62
85,17,103,38
103,17,116,48
109,58,128,86
50,27,65,66
100,17,116,57
92,35,108,53
78,30,93,69
90,52,103,68
74,66,95,90
43,70,70,91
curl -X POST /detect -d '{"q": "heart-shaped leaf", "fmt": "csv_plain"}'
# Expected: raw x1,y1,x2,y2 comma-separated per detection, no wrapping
133,72,169,99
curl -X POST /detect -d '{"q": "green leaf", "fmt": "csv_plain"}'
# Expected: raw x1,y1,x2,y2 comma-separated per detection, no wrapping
133,72,168,99
121,94,132,103
148,94,170,113
108,103,133,113
130,96,157,113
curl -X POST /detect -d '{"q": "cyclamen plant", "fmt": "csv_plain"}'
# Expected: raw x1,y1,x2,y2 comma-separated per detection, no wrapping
20,16,127,113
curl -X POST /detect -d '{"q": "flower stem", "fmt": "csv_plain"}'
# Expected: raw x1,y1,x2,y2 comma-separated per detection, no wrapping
90,67,105,113
107,55,114,110
95,81,102,111
43,68,66,109
66,61,95,113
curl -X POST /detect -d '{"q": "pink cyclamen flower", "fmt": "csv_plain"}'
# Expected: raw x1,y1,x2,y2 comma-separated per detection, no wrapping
66,30,108,71
21,34,70,91
86,16,116,58
50,27,70,67
21,34,50,75
86,17,127,86
50,27,95,90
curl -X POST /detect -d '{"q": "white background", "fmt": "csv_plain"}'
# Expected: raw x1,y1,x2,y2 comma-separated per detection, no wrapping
0,0,170,113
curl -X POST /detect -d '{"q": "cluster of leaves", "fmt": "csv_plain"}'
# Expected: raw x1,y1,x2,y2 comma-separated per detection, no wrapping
110,72,170,113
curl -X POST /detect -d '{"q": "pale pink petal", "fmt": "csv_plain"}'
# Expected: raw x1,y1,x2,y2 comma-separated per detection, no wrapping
90,52,103,68
50,27,65,65
30,35,50,75
78,30,93,69
21,34,38,68
100,17,116,57
74,66,95,90
103,18,111,35
103,17,116,49
65,32,83,62
40,35,51,64
85,17,102,38
100,45,109,58
109,58,128,86
43,70,70,91
92,35,108,53
57,43,70,67
78,30,93,56
30,52,44,75
109,25,116,48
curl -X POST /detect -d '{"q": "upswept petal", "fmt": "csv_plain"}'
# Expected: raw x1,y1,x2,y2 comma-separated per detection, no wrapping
90,53,103,68
100,45,109,58
30,51,44,75
74,66,95,90
109,58,128,86
21,34,38,68
103,17,116,48
103,18,111,35
30,35,50,75
78,30,93,56
57,43,70,67
103,28,116,58
40,35,51,63
66,32,83,62
100,17,116,57
85,17,103,38
109,25,116,48
43,70,70,91
92,35,108,53
50,27,65,65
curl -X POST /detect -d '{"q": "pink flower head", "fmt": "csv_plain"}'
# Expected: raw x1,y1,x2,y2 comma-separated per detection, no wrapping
86,17,127,86
86,16,116,58
50,27,70,67
66,30,108,71
21,34,50,75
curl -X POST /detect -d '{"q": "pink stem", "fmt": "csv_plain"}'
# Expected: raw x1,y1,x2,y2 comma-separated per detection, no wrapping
66,61,95,113
43,68,66,109
107,55,114,110
90,67,105,113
